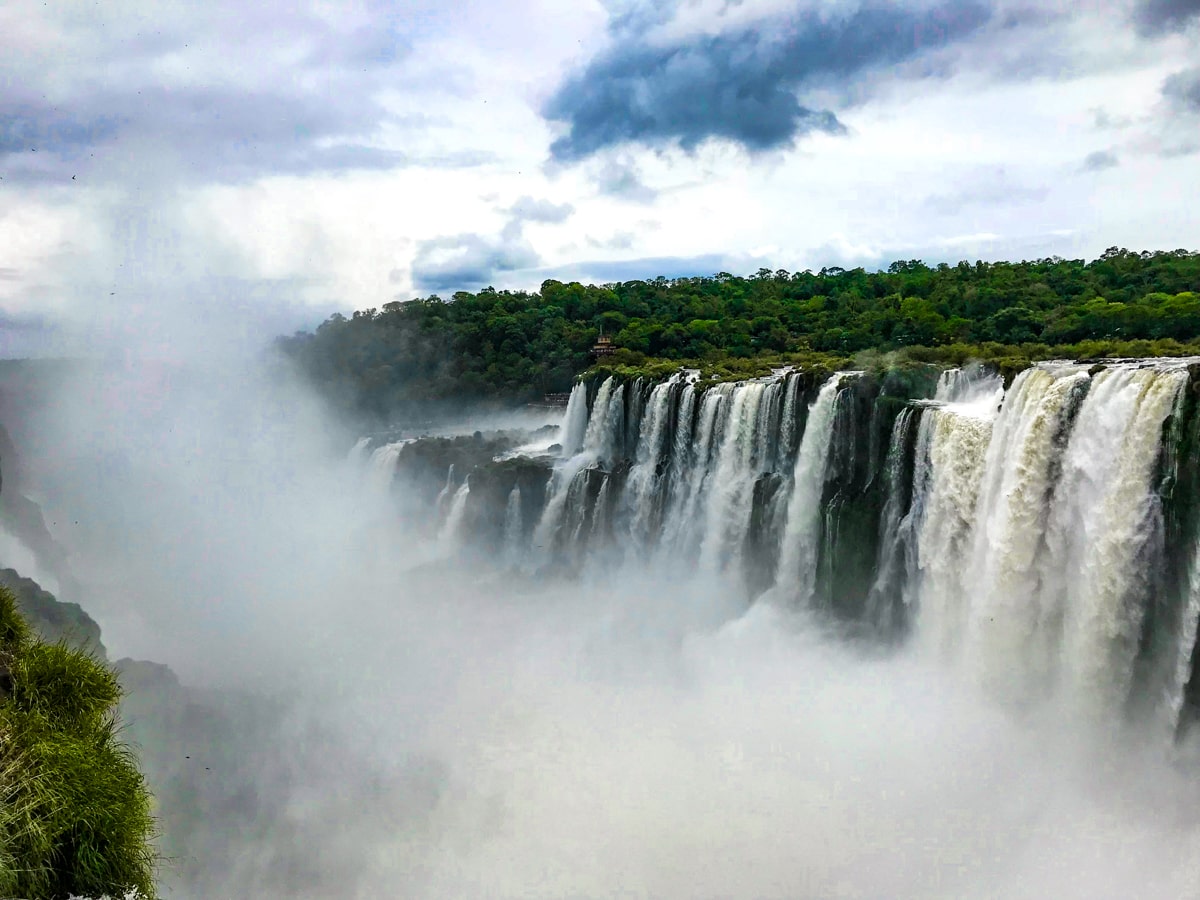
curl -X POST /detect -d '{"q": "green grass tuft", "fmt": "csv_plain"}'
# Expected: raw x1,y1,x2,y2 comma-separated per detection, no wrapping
0,586,157,899
0,586,30,650
9,642,122,734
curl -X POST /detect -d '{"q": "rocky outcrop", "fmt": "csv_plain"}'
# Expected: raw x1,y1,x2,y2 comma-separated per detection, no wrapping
0,568,104,655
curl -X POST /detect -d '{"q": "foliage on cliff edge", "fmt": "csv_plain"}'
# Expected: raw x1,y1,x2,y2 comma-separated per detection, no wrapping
0,586,156,899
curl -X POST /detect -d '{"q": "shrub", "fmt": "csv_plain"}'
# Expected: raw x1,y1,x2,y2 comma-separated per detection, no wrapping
0,587,156,899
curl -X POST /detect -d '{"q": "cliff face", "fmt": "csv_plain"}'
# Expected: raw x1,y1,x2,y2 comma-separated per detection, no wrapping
0,568,104,656
0,417,99,656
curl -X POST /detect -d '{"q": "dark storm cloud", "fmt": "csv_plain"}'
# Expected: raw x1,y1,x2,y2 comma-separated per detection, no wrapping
544,2,994,161
1132,0,1200,35
1081,150,1120,172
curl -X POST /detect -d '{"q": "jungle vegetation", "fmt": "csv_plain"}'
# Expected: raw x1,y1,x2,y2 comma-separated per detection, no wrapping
278,248,1200,419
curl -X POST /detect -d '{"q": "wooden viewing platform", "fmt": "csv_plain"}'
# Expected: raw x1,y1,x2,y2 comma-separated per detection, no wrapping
591,334,616,357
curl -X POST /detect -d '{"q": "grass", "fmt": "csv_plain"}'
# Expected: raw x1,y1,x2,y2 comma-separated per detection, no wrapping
0,586,156,899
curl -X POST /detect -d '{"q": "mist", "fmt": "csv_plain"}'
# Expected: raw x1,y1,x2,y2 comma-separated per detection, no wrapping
0,353,1195,899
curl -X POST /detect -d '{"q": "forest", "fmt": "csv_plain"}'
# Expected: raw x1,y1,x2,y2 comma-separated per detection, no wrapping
278,247,1200,421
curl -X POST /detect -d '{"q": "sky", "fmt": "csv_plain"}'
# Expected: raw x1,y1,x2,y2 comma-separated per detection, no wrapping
1,0,1199,358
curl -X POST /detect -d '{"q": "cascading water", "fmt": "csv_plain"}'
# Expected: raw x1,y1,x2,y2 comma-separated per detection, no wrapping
503,484,523,560
935,363,1005,405
438,478,471,547
355,359,1200,730
865,404,924,631
622,376,679,549
1170,543,1200,729
560,383,590,457
698,380,771,573
1056,366,1188,718
367,441,409,495
908,391,998,660
581,377,626,461
658,384,726,561
964,366,1091,702
348,436,371,466
434,464,456,519
772,374,851,604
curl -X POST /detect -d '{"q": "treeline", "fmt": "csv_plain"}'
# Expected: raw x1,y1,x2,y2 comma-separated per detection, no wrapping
278,248,1200,419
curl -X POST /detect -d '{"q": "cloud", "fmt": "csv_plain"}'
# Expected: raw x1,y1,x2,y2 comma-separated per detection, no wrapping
506,196,575,224
1132,0,1200,35
539,252,759,284
587,231,637,250
1163,66,1200,112
0,0,457,185
544,1,994,161
1090,107,1135,131
595,158,658,203
0,107,120,157
411,233,540,294
0,89,409,186
1081,150,1120,172
0,309,62,357
924,169,1049,215
411,195,579,293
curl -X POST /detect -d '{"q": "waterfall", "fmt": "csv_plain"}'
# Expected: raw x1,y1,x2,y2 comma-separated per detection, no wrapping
913,397,998,661
367,441,408,495
531,457,589,562
935,364,1005,405
907,362,1194,716
439,478,471,547
659,386,726,561
772,374,850,603
623,376,679,548
1056,366,1188,718
963,366,1090,701
387,358,1200,728
1168,541,1200,731
503,484,523,561
348,436,371,466
560,383,589,457
698,381,770,573
434,465,456,520
774,374,802,471
865,405,924,631
582,377,626,461
532,377,625,561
